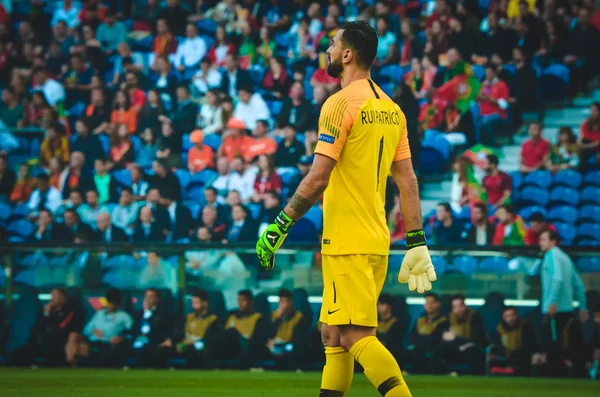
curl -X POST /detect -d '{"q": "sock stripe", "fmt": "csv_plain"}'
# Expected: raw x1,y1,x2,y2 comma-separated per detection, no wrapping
377,376,402,396
319,389,344,397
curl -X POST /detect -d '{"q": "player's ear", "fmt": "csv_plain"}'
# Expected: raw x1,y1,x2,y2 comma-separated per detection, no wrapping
342,48,352,64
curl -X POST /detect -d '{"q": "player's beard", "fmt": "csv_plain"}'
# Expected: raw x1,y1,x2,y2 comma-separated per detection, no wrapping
326,52,343,78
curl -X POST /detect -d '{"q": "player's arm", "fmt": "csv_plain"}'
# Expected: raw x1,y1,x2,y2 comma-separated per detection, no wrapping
391,158,422,231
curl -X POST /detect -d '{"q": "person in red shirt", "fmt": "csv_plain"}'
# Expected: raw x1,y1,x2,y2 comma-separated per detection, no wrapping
124,71,146,112
578,102,600,169
152,18,177,59
524,212,557,246
187,129,215,173
477,64,510,146
520,122,550,173
482,154,512,208
252,154,282,203
244,120,278,163
310,67,340,93
217,118,253,161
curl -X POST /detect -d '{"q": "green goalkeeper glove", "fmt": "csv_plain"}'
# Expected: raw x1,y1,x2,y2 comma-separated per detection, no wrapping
398,230,437,293
256,211,295,271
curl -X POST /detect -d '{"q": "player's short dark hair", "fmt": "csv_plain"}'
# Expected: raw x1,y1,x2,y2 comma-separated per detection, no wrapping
106,288,122,305
487,154,499,166
543,229,560,243
238,289,253,300
193,289,209,302
424,292,440,302
278,289,292,300
473,202,488,215
498,204,516,215
503,305,518,313
530,212,545,223
339,21,378,70
452,294,466,304
378,293,394,307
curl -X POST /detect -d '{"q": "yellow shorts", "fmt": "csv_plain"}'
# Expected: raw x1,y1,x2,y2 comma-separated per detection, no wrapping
319,254,388,327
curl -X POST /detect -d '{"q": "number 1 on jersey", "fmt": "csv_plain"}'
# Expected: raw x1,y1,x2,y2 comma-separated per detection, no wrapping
376,136,384,191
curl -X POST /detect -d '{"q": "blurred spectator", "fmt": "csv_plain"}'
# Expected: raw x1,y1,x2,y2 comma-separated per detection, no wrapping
197,89,223,134
431,203,462,245
82,88,110,135
246,121,277,163
166,85,197,136
564,8,600,94
66,288,132,368
510,47,538,116
152,18,177,59
212,156,231,197
464,202,495,245
159,0,190,37
79,1,107,30
149,160,181,202
10,163,35,204
130,288,171,368
198,205,226,242
161,195,193,242
211,28,237,70
578,102,600,169
274,124,304,167
48,157,65,191
388,194,406,244
63,208,93,243
62,54,93,109
11,288,80,367
138,90,165,134
490,306,536,375
229,156,258,202
297,155,313,179
449,157,470,212
0,87,23,128
374,17,397,67
482,154,512,208
493,204,526,246
524,212,557,246
237,19,257,68
520,122,550,173
71,120,103,173
224,204,256,243
109,125,134,170
133,206,165,242
110,188,140,235
28,173,62,216
156,121,182,168
261,56,291,100
234,85,271,131
218,118,252,161
220,53,252,99
448,16,475,62
152,56,179,105
266,288,309,370
440,295,486,375
110,90,137,135
376,293,404,364
193,60,222,99
56,190,84,219
112,42,144,86
407,292,448,374
130,164,150,201
52,0,81,29
221,290,269,369
92,158,118,204
277,82,315,133
40,123,70,168
534,230,588,377
173,23,206,73
29,209,64,241
203,187,225,218
78,190,103,228
137,128,158,168
256,26,276,67
0,153,16,199
258,191,281,231
188,129,215,173
140,252,175,291
143,188,170,229
24,91,50,128
547,126,580,172
477,64,510,146
123,72,146,112
94,211,128,243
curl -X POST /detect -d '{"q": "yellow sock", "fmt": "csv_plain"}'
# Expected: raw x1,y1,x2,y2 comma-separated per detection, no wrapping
320,346,354,396
348,336,411,397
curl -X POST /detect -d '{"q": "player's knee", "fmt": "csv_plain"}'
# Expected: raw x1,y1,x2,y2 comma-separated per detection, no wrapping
339,325,376,352
321,324,341,347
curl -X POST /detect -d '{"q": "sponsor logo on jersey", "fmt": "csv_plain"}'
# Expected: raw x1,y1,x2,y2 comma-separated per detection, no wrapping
318,134,336,144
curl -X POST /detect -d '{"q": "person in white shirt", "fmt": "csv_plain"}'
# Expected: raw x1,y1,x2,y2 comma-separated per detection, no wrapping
174,23,207,71
32,68,66,107
198,89,223,134
78,190,104,229
111,187,140,235
27,174,62,217
211,156,231,198
51,0,81,29
233,86,271,131
139,252,176,293
192,58,222,96
227,156,257,202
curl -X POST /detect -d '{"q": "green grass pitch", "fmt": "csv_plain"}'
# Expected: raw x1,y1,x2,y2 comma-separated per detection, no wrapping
0,369,598,397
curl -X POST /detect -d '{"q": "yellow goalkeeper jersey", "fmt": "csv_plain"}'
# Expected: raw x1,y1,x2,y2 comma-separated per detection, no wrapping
314,79,411,256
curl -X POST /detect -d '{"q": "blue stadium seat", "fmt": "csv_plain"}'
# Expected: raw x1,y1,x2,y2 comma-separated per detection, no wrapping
451,256,477,275
380,82,394,97
518,188,549,208
112,169,132,187
388,254,405,272
510,171,522,191
580,186,600,206
29,138,41,157
190,169,218,186
576,257,600,273
277,167,300,186
18,253,49,268
554,222,576,245
3,287,41,354
552,169,582,189
186,203,201,220
266,100,283,116
457,206,471,221
549,187,579,207
304,205,323,231
174,169,191,191
182,133,193,152
431,255,447,275
6,219,35,239
579,240,599,247
478,257,510,273
8,203,30,221
578,205,600,223
274,32,290,49
576,223,600,242
131,135,142,157
419,147,445,174
423,137,451,161
583,170,600,187
185,185,207,203
204,134,222,152
246,202,262,220
0,202,11,224
379,65,405,84
472,64,485,81
98,134,110,156
540,64,570,101
249,66,265,86
547,205,578,224
103,255,135,269
287,219,318,242
522,170,552,189
196,19,217,35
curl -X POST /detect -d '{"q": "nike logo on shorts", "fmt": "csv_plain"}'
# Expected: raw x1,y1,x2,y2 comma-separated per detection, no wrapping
327,309,341,315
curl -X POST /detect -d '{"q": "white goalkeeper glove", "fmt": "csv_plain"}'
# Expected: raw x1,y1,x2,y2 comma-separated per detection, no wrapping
398,230,437,293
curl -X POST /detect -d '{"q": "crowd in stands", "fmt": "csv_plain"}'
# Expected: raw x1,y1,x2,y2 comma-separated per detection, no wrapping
0,0,599,247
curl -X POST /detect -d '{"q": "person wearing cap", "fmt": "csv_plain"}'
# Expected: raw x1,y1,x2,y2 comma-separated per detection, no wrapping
218,118,254,161
233,85,271,131
188,129,215,174
244,120,278,163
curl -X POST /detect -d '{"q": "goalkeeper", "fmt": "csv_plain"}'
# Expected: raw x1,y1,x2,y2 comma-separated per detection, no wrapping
257,21,436,397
